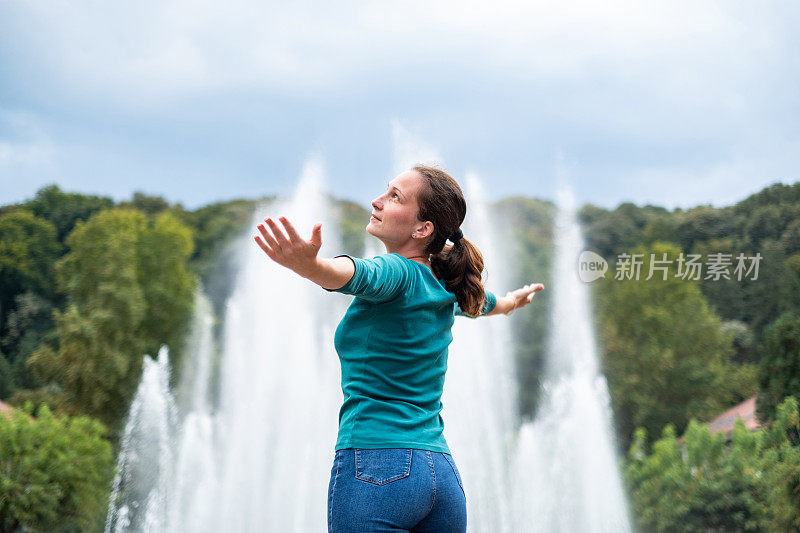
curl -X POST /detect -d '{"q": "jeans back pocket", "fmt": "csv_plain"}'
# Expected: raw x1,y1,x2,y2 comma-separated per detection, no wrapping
355,448,413,486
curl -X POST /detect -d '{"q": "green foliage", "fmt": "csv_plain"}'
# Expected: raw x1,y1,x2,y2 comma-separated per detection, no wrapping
625,396,800,532
625,420,760,532
690,237,751,326
595,242,757,448
721,319,755,364
0,352,13,399
731,182,800,249
136,211,197,364
781,219,800,255
579,203,643,259
24,184,114,242
0,402,114,532
0,292,55,396
0,209,60,320
117,191,173,215
175,197,259,322
757,311,800,423
578,202,673,259
337,199,370,258
741,239,800,348
177,198,259,277
674,205,736,254
26,208,197,431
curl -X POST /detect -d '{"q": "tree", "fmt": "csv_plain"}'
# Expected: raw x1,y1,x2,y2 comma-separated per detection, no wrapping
27,208,197,430
741,239,800,349
625,396,800,532
755,397,800,531
24,184,114,242
594,241,756,448
0,292,55,396
0,210,60,327
674,205,735,254
625,419,761,532
136,211,197,379
579,204,640,259
756,311,800,423
0,402,114,532
117,191,172,215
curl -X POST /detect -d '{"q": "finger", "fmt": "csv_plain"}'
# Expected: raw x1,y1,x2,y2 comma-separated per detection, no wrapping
254,235,275,257
265,217,290,247
257,222,280,250
279,216,302,243
310,223,322,247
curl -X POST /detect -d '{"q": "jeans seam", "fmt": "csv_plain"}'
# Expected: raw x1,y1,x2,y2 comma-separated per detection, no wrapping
426,450,436,515
329,451,341,533
443,453,465,496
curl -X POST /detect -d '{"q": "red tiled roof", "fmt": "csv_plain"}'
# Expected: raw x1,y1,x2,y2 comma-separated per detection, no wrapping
706,396,763,435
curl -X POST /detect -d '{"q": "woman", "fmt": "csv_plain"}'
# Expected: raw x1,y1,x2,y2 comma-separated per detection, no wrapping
254,165,544,533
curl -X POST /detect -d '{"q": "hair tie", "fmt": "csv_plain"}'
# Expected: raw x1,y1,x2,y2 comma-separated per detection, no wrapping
449,228,463,244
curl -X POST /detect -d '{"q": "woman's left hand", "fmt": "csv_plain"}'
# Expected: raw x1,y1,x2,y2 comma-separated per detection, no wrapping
254,216,323,277
503,283,544,315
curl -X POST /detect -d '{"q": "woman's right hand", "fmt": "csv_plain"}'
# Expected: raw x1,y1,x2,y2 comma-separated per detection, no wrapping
254,216,323,277
503,283,544,315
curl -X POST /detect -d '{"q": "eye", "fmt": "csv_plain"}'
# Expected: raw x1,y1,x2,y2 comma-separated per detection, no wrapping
392,192,399,199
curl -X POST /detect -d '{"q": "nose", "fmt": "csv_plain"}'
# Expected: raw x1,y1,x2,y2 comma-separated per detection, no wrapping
371,196,383,210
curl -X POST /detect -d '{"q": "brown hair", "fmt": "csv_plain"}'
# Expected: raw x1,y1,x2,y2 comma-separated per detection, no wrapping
412,164,487,318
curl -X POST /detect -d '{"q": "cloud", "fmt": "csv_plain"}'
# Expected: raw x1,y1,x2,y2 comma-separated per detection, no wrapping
390,119,443,173
0,110,57,195
2,1,787,110
0,0,797,210
621,142,800,211
0,140,51,168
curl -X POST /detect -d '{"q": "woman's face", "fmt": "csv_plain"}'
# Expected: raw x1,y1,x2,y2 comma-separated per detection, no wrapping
367,170,431,248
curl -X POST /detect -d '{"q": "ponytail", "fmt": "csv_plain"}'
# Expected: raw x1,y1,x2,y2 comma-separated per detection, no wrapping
412,165,488,318
431,236,486,318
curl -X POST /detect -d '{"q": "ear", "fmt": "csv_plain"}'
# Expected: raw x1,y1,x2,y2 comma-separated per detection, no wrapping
414,220,434,239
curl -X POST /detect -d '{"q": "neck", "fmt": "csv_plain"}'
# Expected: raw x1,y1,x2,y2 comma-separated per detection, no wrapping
382,241,428,263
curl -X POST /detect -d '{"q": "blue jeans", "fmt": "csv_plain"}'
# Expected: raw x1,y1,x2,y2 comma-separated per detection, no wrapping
327,448,467,532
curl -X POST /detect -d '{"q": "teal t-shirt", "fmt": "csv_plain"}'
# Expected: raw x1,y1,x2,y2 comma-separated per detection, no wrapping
324,252,497,454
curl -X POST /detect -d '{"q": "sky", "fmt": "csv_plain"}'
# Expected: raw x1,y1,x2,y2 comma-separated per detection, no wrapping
1,0,799,212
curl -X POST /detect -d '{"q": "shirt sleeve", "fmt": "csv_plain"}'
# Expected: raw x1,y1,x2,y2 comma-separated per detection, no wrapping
322,253,412,303
454,290,497,318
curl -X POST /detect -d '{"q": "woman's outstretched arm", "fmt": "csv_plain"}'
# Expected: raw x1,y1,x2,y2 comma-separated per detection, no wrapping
254,216,355,290
486,283,545,316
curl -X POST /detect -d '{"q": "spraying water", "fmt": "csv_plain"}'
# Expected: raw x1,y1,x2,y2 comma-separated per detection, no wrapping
106,159,347,532
508,183,632,532
443,172,519,532
105,345,178,533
